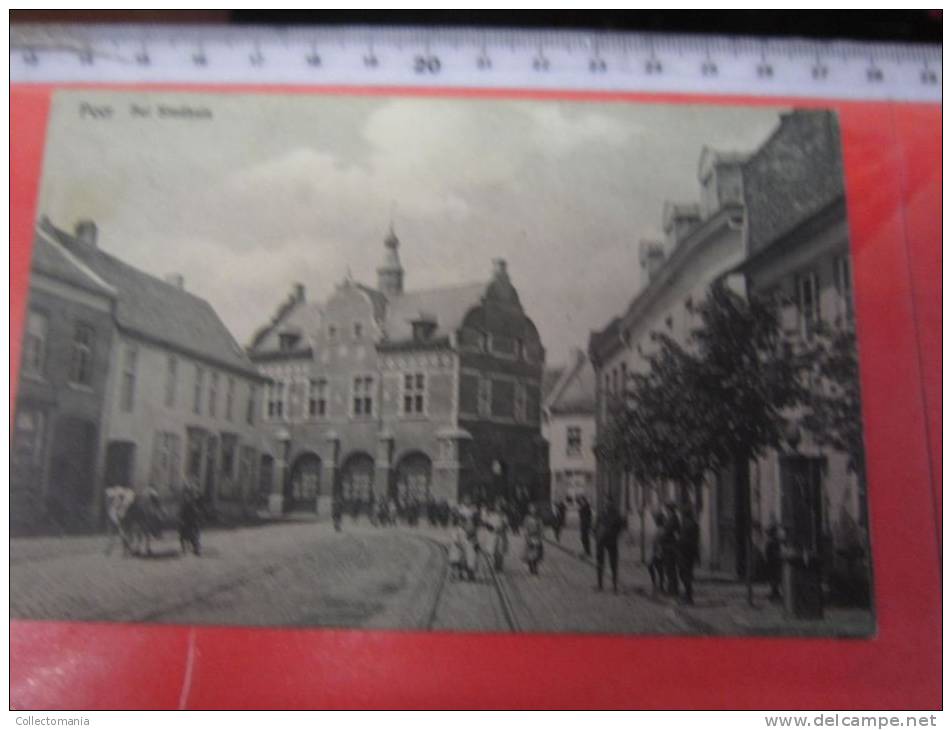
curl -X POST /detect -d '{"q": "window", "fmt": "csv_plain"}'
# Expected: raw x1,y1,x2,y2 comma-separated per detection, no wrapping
14,409,45,467
309,378,327,418
491,334,517,358
69,324,94,386
834,255,853,323
514,382,527,422
165,355,178,408
23,310,48,377
327,324,337,341
459,327,485,352
219,433,238,496
353,321,363,340
238,446,257,497
246,385,256,425
278,332,299,351
208,371,219,418
477,377,492,418
567,426,583,458
460,373,480,415
120,346,138,413
796,270,821,340
352,375,374,417
267,381,285,420
412,320,436,342
492,379,515,418
403,372,426,415
186,427,206,483
193,366,204,415
225,377,235,420
620,362,628,400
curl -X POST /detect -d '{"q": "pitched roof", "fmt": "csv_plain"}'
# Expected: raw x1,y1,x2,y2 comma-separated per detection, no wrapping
41,219,261,378
252,300,324,353
742,110,844,256
381,282,487,344
546,349,596,416
32,228,117,299
542,366,565,401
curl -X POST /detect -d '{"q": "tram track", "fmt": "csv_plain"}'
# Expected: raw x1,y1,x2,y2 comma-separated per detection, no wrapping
410,532,518,633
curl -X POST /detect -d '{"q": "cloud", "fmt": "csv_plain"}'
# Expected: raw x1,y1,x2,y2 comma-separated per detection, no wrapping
524,105,634,155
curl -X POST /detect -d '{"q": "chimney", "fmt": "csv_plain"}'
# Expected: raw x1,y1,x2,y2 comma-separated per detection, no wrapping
492,258,508,280
293,282,306,302
74,220,98,248
164,273,185,290
638,240,665,281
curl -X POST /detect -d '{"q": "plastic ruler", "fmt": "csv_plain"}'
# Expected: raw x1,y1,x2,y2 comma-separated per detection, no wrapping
9,24,941,103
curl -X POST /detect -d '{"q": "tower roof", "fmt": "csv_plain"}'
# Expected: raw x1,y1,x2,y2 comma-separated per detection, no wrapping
377,225,404,274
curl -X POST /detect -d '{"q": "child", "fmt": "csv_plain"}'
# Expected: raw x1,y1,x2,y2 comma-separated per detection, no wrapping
448,520,468,581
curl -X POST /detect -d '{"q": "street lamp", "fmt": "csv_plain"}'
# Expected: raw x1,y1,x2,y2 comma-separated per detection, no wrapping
274,426,291,515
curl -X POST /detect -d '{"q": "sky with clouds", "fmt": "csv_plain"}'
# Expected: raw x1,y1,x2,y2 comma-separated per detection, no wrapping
37,91,782,366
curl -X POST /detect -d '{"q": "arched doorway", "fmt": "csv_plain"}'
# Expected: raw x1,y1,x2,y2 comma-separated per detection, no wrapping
395,451,433,503
287,452,321,513
339,452,375,503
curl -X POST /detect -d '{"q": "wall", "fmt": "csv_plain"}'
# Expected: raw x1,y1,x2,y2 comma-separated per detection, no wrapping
103,332,265,518
12,273,115,531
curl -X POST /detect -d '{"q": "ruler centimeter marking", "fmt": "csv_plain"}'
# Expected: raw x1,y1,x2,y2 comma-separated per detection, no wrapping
10,24,941,102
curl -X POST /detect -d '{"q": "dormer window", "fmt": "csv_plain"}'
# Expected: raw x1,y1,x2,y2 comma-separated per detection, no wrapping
353,321,363,340
279,332,301,351
411,313,437,342
412,321,437,342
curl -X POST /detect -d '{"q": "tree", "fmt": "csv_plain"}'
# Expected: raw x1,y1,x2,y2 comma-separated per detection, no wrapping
599,279,808,597
799,319,870,605
799,320,866,501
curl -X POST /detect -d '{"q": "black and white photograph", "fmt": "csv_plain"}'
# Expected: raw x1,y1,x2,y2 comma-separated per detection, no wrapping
12,90,874,637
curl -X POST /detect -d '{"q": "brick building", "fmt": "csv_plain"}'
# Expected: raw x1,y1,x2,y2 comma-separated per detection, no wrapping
33,218,268,522
248,228,548,514
12,223,117,533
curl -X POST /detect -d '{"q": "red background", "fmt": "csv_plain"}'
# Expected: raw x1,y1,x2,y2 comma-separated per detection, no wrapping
10,85,942,710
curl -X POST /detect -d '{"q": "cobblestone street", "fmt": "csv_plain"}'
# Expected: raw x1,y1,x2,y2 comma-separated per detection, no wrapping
11,520,874,636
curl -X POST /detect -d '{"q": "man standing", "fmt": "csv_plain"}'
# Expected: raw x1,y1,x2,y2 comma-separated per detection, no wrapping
553,499,566,543
578,496,593,558
660,502,681,597
677,503,700,605
594,494,626,593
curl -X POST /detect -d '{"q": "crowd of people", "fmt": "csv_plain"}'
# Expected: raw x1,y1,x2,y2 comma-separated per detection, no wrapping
647,502,700,604
105,479,706,607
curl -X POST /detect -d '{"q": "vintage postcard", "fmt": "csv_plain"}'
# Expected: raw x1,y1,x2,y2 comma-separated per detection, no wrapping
12,90,874,636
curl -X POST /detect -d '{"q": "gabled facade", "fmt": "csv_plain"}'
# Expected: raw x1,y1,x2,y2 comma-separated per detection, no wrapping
542,349,597,508
248,230,548,515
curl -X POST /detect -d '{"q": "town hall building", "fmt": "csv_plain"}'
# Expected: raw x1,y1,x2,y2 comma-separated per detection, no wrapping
248,228,549,515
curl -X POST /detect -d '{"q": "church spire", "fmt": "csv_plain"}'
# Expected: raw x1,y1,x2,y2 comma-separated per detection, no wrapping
377,222,404,297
